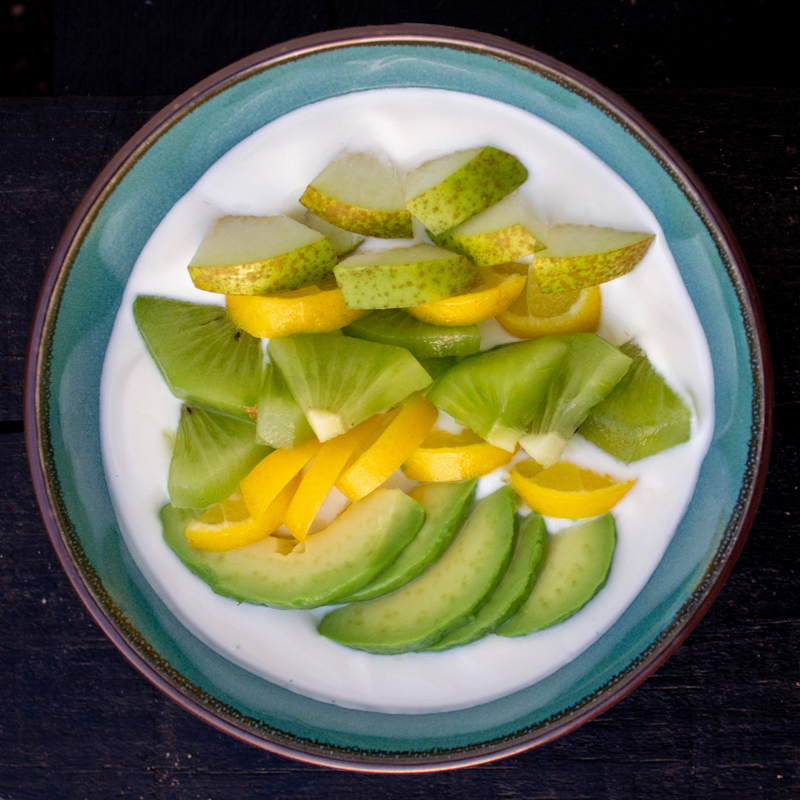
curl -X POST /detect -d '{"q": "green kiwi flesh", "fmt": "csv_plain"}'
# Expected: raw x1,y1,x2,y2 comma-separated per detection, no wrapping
256,363,314,450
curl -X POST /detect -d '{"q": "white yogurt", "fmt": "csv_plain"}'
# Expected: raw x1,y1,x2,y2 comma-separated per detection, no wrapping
100,88,714,714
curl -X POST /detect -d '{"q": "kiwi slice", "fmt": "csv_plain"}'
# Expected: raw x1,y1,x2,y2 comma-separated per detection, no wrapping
256,363,314,450
168,404,271,509
133,295,263,419
427,338,570,451
343,309,480,359
267,333,432,442
579,342,692,462
418,356,457,382
519,334,633,467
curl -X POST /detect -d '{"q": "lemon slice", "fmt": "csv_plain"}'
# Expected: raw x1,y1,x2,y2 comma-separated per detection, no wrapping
402,429,516,482
406,266,526,326
226,283,368,338
496,279,601,339
509,459,635,518
185,478,299,552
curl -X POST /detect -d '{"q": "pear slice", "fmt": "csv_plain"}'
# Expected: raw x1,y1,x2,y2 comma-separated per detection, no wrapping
334,244,480,309
188,215,337,295
300,152,413,239
302,210,364,257
405,146,528,235
531,224,655,293
431,193,547,267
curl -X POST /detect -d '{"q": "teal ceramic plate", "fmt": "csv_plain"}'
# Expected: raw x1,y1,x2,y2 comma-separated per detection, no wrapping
26,25,771,770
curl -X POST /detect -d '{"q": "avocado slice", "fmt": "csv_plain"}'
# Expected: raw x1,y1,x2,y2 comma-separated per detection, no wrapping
318,486,516,654
499,513,616,636
427,512,548,651
160,488,425,609
339,480,477,603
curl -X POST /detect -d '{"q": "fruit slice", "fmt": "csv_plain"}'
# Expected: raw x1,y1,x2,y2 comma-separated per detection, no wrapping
402,429,516,482
300,152,413,239
334,244,480,309
335,397,439,501
343,309,480,359
318,487,517,653
407,266,526,326
185,476,299,552
161,488,425,609
283,420,377,541
167,405,272,510
509,459,635,518
188,215,338,295
500,514,616,635
426,337,570,451
302,210,365,256
418,356,457,382
428,512,548,650
579,342,692,461
340,480,477,603
430,193,547,266
531,224,655,293
226,283,368,338
496,280,601,339
133,296,263,419
268,334,431,441
405,147,528,235
255,363,314,450
519,333,632,467
239,436,321,519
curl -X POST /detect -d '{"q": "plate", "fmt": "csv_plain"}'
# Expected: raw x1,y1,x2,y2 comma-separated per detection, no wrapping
25,25,771,770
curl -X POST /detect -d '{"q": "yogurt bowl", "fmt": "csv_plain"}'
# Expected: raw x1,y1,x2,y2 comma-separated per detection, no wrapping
26,25,771,770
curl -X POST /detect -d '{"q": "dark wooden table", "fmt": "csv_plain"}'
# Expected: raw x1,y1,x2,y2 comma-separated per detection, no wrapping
2,7,799,799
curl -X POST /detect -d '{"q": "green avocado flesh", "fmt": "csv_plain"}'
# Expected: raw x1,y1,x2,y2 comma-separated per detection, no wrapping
520,334,633,467
256,363,314,450
426,338,570,451
133,295,263,419
428,512,548,651
500,513,616,636
579,342,692,462
340,480,477,602
168,405,271,509
161,489,425,609
343,309,480,360
318,486,516,654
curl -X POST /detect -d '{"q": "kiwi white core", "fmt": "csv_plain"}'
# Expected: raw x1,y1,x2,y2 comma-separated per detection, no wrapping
100,88,714,714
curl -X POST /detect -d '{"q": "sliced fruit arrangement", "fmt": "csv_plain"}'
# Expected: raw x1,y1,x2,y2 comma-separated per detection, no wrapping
188,215,338,295
300,152,413,239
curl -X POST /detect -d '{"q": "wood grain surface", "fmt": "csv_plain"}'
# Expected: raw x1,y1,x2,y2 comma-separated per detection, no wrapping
1,84,798,798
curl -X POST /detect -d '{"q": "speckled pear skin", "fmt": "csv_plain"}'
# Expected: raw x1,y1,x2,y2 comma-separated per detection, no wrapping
533,234,655,294
406,147,528,235
188,238,338,295
335,253,481,309
432,222,546,267
301,185,413,239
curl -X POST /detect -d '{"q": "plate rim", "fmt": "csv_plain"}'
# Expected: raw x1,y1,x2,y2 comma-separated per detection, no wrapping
24,23,773,772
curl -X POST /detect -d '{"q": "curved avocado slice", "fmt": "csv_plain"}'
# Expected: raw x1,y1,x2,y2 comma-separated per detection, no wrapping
160,488,425,609
499,513,616,636
340,480,477,603
427,512,548,651
318,486,516,654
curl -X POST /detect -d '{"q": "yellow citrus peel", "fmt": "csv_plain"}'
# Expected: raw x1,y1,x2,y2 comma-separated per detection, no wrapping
406,266,526,326
402,429,516,482
226,283,368,338
509,459,635,518
336,397,439,501
185,475,300,552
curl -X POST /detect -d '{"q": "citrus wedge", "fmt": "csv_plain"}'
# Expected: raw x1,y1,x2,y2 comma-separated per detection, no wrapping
336,397,439,501
509,459,635,518
402,429,516,482
226,283,368,338
406,266,526,326
185,476,299,552
496,279,601,339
